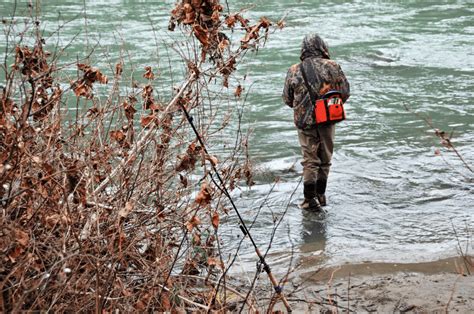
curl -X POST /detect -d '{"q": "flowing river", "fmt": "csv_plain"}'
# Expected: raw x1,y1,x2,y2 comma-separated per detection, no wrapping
1,1,473,270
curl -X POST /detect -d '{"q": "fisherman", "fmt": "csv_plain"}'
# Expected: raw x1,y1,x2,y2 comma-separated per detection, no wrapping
283,34,350,211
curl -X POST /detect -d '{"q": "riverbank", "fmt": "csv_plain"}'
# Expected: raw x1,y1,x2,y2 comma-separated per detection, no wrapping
285,256,474,312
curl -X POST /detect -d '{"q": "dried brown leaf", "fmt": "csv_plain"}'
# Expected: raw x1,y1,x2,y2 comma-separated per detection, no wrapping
211,10,220,22
77,63,90,71
115,62,123,76
192,232,201,245
186,215,201,231
8,246,23,263
259,16,272,28
234,84,243,98
140,115,156,128
123,101,136,121
207,257,224,269
96,69,108,84
87,107,99,116
195,182,212,206
183,3,195,24
193,24,209,47
72,81,92,99
142,84,153,99
244,162,255,186
218,38,229,51
15,229,29,247
128,95,138,104
118,201,134,219
179,173,188,187
277,19,286,29
176,154,197,172
225,15,237,28
211,211,219,229
110,130,126,143
148,102,162,112
143,66,155,80
236,15,249,29
160,291,171,311
241,17,272,45
206,154,218,167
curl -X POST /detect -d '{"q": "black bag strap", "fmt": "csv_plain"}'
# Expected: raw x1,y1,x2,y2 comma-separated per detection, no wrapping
299,62,319,104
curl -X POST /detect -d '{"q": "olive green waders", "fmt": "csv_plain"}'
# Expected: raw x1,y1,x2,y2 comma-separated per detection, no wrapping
298,123,335,207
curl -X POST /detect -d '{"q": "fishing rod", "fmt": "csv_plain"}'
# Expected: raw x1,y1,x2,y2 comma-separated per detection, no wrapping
178,100,292,312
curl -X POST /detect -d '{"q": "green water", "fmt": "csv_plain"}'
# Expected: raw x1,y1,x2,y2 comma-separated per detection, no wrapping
1,1,473,268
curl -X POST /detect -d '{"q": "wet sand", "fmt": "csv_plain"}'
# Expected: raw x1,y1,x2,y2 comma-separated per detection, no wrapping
284,256,474,313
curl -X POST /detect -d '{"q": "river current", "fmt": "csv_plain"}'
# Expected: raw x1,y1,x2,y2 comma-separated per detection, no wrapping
1,1,473,269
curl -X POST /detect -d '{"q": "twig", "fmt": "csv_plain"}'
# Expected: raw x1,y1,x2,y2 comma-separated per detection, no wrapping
444,275,461,313
347,272,351,312
177,274,257,312
450,219,472,275
73,284,210,311
326,267,340,310
93,73,196,195
404,103,473,174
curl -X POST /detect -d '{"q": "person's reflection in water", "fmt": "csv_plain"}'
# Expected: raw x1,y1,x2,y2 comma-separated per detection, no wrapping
300,210,327,256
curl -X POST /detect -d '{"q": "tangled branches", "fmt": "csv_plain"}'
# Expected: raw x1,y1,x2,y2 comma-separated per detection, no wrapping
169,0,273,86
0,1,285,311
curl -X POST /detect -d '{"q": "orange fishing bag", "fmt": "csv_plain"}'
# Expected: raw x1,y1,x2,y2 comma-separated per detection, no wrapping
315,91,345,125
299,63,346,126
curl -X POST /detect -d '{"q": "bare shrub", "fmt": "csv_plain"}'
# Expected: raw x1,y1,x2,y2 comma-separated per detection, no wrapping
0,1,287,311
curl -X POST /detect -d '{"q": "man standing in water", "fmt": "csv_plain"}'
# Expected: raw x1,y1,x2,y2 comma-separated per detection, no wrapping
283,34,350,211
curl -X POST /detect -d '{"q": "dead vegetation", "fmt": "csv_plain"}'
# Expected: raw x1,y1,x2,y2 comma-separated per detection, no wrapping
0,1,290,311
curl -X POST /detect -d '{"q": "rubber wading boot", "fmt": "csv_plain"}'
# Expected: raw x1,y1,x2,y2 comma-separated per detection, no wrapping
300,198,321,211
300,182,321,211
316,179,327,206
317,194,327,207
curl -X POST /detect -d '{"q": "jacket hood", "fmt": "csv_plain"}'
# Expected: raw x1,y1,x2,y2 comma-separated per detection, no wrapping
300,34,330,61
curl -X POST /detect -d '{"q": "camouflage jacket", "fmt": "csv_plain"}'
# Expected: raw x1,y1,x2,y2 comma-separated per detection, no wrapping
283,35,350,130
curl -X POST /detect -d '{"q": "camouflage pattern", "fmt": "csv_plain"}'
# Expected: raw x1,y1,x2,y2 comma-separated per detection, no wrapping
283,34,350,130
